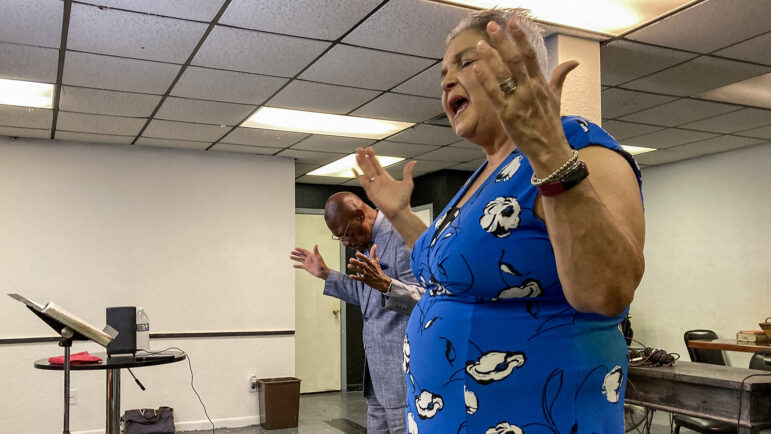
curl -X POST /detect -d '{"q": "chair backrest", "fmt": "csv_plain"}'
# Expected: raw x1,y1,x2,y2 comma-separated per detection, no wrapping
749,352,771,371
684,329,727,365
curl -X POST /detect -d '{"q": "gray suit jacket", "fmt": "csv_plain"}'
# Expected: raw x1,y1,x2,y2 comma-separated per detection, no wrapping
323,211,422,408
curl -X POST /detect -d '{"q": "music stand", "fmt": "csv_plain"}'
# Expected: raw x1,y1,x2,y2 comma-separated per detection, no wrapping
8,294,115,434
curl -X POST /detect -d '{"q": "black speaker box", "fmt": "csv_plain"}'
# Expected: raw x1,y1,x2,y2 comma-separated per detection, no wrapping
106,306,136,356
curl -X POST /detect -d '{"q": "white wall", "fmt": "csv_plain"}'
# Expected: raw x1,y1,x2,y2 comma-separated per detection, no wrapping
632,142,771,368
0,137,296,433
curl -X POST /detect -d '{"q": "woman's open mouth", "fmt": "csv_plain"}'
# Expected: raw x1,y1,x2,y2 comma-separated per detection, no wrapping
448,95,469,119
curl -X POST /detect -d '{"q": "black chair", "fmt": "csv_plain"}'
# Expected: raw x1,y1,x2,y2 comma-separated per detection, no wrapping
684,329,727,366
749,351,771,371
673,330,735,434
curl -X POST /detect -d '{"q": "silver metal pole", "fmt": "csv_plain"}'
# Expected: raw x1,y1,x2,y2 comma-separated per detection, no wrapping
106,368,120,434
63,344,70,434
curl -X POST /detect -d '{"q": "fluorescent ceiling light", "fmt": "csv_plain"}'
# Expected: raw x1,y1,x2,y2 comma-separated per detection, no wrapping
0,78,54,108
622,145,656,155
308,154,405,178
242,107,414,140
437,0,695,36
697,73,771,110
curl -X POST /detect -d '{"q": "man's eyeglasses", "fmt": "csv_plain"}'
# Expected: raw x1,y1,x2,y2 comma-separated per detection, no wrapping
331,216,353,241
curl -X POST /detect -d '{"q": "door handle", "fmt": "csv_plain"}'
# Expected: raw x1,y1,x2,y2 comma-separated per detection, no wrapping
332,307,340,316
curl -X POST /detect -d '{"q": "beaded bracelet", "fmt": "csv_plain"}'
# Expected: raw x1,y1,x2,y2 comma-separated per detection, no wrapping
531,149,579,186
536,160,589,196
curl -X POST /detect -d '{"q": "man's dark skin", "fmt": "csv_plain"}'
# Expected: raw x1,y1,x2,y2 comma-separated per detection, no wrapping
290,192,393,293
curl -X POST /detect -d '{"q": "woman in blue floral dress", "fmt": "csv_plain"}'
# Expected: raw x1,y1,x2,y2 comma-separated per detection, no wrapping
354,8,645,434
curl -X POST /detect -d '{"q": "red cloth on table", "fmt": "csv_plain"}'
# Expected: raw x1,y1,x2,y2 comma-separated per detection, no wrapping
48,351,102,365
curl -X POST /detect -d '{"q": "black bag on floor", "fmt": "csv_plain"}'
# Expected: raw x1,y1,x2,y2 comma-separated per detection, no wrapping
121,406,175,433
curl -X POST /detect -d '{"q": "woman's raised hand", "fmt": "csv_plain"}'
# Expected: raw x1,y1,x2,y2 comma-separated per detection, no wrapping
353,147,416,220
472,19,578,170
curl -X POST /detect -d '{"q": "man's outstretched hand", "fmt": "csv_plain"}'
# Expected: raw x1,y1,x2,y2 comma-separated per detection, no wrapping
290,245,330,280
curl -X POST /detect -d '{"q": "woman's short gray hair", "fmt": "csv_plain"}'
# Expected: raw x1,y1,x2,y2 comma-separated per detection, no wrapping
447,8,548,76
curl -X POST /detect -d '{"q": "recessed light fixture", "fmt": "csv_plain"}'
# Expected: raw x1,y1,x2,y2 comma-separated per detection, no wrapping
435,0,695,36
242,107,414,140
0,78,54,109
622,145,656,155
308,154,405,178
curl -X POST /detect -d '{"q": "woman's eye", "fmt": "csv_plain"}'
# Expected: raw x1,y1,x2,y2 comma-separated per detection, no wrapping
460,59,476,68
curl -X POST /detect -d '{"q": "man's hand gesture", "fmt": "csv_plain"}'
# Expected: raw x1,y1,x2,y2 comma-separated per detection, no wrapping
290,245,330,280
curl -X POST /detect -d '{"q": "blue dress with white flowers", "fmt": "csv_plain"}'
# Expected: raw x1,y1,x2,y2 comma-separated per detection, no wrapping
404,116,642,434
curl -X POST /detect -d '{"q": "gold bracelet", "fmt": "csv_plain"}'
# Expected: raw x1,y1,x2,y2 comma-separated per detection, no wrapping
531,150,579,186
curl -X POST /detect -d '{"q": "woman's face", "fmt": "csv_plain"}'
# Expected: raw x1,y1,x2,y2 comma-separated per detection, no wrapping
441,29,504,146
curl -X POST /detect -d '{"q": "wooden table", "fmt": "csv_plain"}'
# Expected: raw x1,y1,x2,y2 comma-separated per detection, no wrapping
687,339,771,353
626,361,771,433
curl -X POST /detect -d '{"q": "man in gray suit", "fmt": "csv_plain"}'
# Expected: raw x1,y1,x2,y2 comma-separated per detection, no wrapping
290,192,423,434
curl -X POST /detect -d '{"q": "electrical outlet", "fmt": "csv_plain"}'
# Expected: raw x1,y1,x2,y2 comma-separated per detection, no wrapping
249,375,258,393
69,388,78,405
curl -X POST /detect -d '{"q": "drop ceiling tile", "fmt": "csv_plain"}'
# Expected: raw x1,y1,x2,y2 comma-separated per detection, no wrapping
387,124,459,145
55,131,134,144
413,146,483,162
622,128,719,149
625,0,771,53
268,80,380,114
299,45,434,91
87,0,227,22
142,120,227,142
602,120,666,140
192,26,330,77
623,56,770,97
171,67,288,105
220,0,382,40
714,32,771,66
697,73,771,109
341,178,364,187
295,174,347,185
668,134,766,157
633,149,691,165
371,141,440,158
426,115,451,126
209,143,278,155
392,63,443,98
351,93,442,123
57,112,146,136
135,137,211,150
60,86,162,118
68,3,207,63
294,163,321,176
449,140,478,149
291,135,375,153
450,158,485,171
679,108,771,134
0,0,62,48
735,124,771,140
276,149,345,165
0,106,52,129
601,88,677,118
343,0,469,58
0,42,59,83
63,51,181,94
220,127,308,147
619,99,739,127
600,40,697,86
155,97,256,126
0,126,50,139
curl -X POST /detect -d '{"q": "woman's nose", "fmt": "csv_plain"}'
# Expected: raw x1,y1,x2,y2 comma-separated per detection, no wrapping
441,71,456,92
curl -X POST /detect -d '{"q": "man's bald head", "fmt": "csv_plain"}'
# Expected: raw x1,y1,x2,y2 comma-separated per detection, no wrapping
324,192,366,222
324,192,377,251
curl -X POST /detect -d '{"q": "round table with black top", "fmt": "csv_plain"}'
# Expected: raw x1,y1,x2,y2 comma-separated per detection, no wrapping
35,351,185,434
